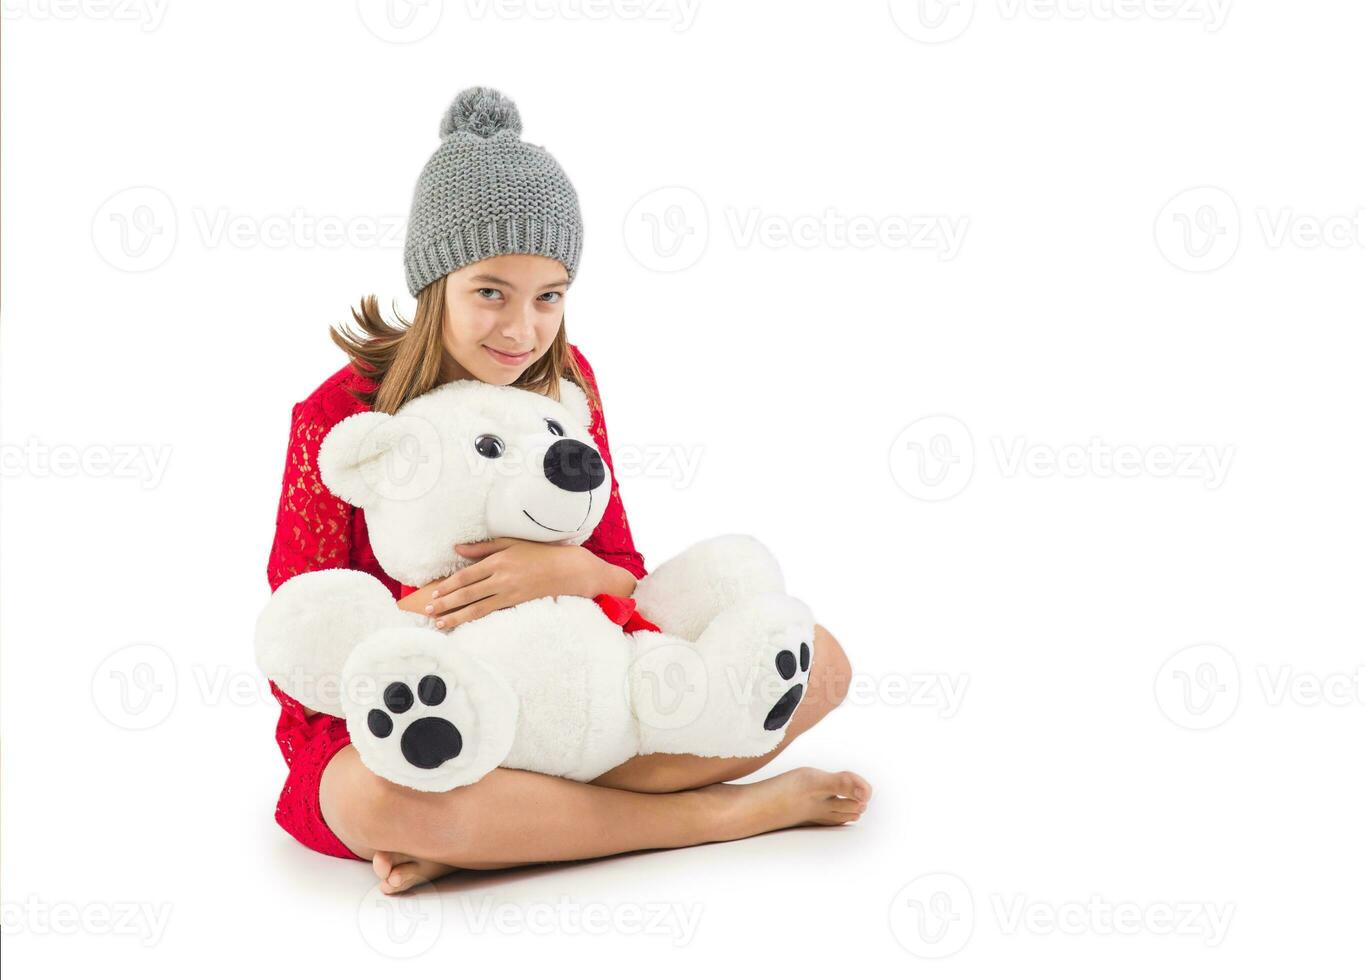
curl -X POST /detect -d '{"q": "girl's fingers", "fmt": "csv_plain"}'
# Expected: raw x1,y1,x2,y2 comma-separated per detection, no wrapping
428,576,498,617
430,561,494,600
438,594,511,630
453,537,512,560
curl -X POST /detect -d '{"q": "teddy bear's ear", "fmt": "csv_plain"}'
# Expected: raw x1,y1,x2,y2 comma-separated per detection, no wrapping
318,411,442,509
556,379,593,430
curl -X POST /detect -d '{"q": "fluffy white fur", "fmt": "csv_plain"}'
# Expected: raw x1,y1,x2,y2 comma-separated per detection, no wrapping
256,379,814,792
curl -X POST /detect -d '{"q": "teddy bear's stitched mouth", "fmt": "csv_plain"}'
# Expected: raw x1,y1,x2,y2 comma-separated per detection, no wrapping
522,490,593,534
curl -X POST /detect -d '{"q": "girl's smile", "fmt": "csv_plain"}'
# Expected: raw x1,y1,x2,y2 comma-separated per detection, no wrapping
483,344,535,366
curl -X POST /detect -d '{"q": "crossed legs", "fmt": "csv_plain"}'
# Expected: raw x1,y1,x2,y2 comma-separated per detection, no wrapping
319,623,861,892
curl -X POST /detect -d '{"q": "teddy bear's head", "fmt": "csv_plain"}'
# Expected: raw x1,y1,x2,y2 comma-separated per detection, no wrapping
317,379,609,587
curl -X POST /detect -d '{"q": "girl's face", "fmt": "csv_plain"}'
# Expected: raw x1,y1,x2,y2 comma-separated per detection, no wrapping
440,254,569,385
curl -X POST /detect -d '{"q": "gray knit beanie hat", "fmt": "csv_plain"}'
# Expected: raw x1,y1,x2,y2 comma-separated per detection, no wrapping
402,86,584,297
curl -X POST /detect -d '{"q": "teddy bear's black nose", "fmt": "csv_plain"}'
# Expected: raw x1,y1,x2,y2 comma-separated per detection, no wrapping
543,438,606,492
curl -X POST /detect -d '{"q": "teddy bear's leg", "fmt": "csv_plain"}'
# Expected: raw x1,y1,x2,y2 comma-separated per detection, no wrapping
255,568,425,716
631,534,788,642
628,592,815,759
447,595,640,782
341,626,520,793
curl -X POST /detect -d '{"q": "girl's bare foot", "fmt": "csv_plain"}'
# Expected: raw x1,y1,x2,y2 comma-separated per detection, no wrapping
372,850,457,895
698,767,872,841
368,767,867,887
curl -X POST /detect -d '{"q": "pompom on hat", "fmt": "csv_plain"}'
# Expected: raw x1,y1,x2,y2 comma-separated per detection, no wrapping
402,86,583,297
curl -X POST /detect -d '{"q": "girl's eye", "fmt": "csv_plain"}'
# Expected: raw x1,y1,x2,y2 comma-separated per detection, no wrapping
475,434,505,458
477,287,503,300
538,291,563,303
545,419,565,437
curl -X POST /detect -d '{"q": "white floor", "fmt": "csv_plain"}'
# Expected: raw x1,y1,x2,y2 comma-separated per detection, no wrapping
7,629,1359,976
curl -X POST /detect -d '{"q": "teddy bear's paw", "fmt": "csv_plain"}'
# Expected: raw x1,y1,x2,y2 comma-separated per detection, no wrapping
365,676,465,771
713,594,815,744
764,638,814,731
255,568,419,716
341,628,518,792
635,593,814,758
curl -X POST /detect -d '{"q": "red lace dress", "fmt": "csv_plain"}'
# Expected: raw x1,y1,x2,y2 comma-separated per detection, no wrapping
265,346,647,861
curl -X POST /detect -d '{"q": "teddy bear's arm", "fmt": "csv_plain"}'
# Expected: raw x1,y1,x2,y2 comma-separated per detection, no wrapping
256,568,426,717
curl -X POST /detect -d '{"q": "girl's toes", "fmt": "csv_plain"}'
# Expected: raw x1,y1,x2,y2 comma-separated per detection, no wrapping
380,857,455,895
829,799,867,819
833,770,872,803
372,850,400,882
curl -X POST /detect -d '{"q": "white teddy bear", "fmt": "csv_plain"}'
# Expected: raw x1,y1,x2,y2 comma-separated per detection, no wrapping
255,379,815,792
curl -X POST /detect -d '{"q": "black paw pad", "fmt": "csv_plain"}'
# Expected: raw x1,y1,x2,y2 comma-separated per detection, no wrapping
765,638,813,731
384,682,414,714
367,675,463,769
401,717,463,770
764,684,804,731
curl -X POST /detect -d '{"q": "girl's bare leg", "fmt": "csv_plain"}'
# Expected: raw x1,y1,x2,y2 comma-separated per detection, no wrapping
329,622,860,893
323,748,871,893
590,622,853,793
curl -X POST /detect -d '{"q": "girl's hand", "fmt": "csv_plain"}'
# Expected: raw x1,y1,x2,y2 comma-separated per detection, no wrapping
417,538,637,630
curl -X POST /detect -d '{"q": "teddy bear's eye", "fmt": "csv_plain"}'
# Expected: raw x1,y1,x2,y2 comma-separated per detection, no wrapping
545,418,565,437
474,434,505,459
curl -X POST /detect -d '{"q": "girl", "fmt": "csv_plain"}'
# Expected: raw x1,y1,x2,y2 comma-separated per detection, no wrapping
266,87,870,895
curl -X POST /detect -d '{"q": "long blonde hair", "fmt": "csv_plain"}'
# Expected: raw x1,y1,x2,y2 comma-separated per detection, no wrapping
330,276,598,416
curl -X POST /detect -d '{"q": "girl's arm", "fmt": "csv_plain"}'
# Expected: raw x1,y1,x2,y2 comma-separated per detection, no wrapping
573,344,648,580
267,396,375,723
266,399,356,592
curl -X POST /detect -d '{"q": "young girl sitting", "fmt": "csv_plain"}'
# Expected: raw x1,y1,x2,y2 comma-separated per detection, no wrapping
265,86,870,895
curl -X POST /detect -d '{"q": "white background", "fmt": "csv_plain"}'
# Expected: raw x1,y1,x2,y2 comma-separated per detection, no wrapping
2,0,1362,975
